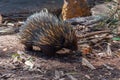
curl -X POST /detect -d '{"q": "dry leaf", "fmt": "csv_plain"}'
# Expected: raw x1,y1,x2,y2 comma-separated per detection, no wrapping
82,57,96,70
25,60,34,69
85,75,91,79
81,45,92,55
3,48,7,51
7,23,14,26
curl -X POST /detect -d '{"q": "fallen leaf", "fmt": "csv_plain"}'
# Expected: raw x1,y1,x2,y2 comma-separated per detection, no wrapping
82,57,96,70
3,48,7,51
25,60,34,69
66,74,78,80
7,23,14,26
85,74,91,79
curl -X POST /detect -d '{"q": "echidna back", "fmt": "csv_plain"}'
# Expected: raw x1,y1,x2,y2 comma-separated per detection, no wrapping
19,9,78,55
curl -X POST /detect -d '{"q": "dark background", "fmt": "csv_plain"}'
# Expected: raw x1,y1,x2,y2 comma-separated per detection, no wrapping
0,0,63,14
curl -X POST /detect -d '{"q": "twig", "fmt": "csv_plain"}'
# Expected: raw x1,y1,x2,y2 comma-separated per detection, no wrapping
90,33,110,45
3,17,27,21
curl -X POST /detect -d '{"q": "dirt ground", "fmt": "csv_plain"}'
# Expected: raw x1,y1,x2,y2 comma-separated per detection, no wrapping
0,0,120,80
0,34,120,80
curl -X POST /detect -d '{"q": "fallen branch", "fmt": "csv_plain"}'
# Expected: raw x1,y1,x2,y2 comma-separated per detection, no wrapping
3,17,27,21
90,33,110,45
76,30,111,39
66,15,108,26
0,27,19,35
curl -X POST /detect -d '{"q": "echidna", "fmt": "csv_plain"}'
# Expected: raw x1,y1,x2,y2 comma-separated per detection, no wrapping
19,9,78,56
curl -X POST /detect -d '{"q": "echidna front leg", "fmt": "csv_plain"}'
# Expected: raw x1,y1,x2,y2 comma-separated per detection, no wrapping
40,45,56,56
24,43,33,51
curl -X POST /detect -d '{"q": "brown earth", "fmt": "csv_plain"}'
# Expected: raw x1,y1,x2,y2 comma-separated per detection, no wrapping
0,34,120,80
0,0,120,80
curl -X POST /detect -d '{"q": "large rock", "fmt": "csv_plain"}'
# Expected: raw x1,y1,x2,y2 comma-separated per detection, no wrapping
62,0,91,20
